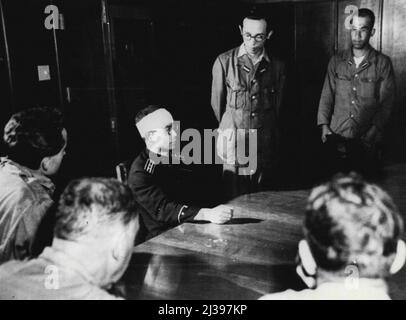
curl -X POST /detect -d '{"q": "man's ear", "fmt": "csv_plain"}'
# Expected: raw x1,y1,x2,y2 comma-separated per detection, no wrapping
146,131,157,144
112,231,127,262
390,240,406,274
266,30,274,39
370,28,376,37
298,239,317,276
39,157,51,174
238,25,243,34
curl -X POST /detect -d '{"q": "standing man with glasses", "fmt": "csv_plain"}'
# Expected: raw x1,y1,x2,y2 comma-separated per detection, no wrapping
211,13,286,200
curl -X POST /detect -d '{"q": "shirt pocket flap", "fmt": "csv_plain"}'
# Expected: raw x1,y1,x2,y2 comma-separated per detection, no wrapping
226,81,247,109
335,73,351,81
226,80,247,92
360,77,379,83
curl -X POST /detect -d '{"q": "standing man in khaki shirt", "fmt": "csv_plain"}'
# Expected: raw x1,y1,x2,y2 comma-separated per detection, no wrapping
317,8,396,178
211,13,286,200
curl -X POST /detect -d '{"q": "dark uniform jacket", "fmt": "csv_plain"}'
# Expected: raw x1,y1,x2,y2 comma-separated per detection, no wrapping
211,44,286,172
128,148,201,242
318,47,396,140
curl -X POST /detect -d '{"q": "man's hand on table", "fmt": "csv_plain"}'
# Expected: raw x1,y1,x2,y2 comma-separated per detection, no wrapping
195,205,233,224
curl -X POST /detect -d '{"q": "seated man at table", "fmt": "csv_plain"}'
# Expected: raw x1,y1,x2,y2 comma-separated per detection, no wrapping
128,105,233,242
0,177,139,299
260,173,406,300
0,107,67,263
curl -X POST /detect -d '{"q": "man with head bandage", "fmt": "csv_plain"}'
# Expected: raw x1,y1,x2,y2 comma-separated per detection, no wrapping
128,105,233,242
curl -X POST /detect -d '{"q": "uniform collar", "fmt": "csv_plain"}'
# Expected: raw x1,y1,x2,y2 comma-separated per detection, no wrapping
237,43,270,64
343,45,377,67
143,148,183,166
143,148,169,165
0,157,55,194
316,278,390,299
40,246,100,287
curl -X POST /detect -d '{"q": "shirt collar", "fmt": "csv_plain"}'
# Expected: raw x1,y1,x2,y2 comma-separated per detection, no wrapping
316,278,390,299
237,43,270,64
343,45,376,66
0,157,55,193
40,246,99,286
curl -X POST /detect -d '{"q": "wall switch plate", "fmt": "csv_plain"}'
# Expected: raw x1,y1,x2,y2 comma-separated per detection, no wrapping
38,65,51,81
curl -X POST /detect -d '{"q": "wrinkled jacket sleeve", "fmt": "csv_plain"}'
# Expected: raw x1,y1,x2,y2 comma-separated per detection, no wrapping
211,56,227,123
373,57,396,131
128,170,200,225
13,197,52,260
317,56,337,126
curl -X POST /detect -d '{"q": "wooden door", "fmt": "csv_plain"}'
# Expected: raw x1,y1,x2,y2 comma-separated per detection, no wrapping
381,0,406,160
0,0,12,132
1,0,62,111
294,0,336,183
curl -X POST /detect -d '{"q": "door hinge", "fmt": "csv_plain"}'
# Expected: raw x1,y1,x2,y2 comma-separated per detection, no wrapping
102,2,108,24
110,118,117,133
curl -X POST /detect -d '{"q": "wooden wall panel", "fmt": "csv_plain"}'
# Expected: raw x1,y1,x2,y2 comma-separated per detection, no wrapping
382,0,406,159
0,0,12,148
54,0,118,179
1,0,61,111
294,1,336,181
382,0,406,107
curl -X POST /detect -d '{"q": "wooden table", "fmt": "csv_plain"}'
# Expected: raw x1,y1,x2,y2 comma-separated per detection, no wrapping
122,165,406,300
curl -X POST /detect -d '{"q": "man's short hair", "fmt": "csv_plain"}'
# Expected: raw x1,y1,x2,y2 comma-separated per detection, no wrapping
135,105,161,125
356,8,375,30
304,173,403,278
54,178,138,241
3,107,64,169
241,12,270,31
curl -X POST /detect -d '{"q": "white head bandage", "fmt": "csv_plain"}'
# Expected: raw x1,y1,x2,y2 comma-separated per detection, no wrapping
136,108,173,138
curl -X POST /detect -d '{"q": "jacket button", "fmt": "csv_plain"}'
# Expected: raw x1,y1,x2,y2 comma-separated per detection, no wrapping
353,87,357,91
251,112,257,117
251,95,256,100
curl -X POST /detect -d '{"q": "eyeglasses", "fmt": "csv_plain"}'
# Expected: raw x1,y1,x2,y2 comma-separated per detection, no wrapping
242,32,266,42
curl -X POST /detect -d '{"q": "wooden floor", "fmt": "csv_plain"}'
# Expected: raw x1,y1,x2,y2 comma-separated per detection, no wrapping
121,164,406,300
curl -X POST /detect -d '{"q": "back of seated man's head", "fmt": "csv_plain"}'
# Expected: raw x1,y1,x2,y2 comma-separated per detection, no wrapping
135,105,176,153
300,173,405,284
54,177,139,286
3,107,67,176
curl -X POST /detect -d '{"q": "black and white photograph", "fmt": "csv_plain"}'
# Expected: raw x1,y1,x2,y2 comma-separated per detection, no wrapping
0,0,406,308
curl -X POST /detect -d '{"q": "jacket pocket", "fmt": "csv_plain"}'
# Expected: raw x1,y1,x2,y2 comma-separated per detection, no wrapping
261,86,277,111
227,82,247,110
335,73,351,95
359,77,379,99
